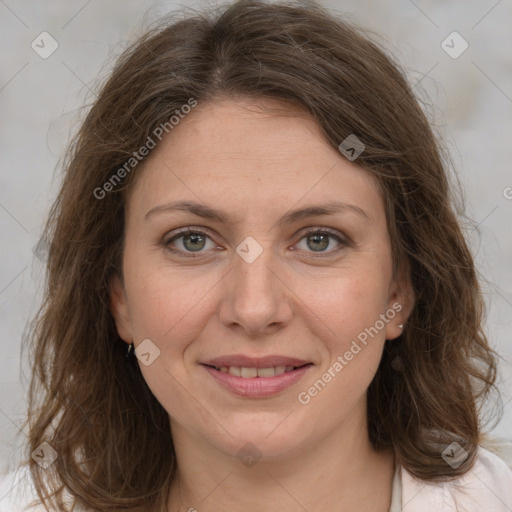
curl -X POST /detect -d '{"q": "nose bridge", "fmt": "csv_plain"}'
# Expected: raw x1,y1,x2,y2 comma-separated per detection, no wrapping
222,234,289,332
234,234,277,300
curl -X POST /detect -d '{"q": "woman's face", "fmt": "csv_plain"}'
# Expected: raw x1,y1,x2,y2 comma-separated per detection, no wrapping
110,97,411,460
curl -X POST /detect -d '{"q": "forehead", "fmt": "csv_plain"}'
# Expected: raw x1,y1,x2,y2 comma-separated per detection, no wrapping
126,97,383,221
155,97,329,169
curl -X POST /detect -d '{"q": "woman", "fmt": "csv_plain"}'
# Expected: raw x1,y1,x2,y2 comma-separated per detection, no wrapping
13,0,512,510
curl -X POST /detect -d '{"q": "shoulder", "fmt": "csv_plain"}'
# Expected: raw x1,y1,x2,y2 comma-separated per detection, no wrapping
400,439,512,512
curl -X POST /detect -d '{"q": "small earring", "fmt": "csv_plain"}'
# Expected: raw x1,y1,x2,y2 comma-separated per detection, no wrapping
125,343,134,359
398,324,404,329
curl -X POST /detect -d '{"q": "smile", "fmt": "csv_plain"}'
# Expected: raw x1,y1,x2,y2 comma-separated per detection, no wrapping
211,365,303,378
201,362,313,398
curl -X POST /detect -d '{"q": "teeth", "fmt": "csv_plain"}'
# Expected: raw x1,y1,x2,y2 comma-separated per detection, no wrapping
273,366,286,376
257,367,275,377
227,366,241,377
241,367,258,378
216,365,298,378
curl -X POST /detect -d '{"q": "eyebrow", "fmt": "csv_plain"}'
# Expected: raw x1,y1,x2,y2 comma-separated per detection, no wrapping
144,199,371,225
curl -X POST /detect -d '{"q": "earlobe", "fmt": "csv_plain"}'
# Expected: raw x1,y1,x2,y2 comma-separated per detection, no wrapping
385,262,415,341
109,273,133,344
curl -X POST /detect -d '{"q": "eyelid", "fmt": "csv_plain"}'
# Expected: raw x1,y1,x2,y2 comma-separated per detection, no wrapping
294,227,349,256
298,226,346,240
164,226,219,245
163,225,349,257
163,226,222,258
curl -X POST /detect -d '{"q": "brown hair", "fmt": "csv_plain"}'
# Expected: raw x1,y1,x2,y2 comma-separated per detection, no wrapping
23,0,500,510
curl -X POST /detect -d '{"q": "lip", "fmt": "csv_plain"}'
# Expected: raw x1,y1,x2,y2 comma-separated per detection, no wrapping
201,356,313,398
202,354,310,368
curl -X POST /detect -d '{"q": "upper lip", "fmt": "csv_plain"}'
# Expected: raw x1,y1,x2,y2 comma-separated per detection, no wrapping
201,355,311,368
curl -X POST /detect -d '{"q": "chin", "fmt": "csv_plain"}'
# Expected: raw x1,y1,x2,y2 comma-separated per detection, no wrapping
211,420,311,461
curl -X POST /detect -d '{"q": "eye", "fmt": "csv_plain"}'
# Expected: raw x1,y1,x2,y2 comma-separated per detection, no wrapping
164,228,218,257
163,227,348,258
295,228,347,256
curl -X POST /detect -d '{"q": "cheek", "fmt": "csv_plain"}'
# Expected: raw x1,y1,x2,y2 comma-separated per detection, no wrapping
123,263,215,422
295,276,390,417
123,246,216,342
294,265,391,342
292,260,392,401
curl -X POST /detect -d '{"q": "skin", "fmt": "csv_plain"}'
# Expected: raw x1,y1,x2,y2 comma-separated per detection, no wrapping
110,96,414,512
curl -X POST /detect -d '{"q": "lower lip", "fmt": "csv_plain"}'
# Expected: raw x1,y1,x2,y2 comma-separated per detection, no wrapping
202,364,312,398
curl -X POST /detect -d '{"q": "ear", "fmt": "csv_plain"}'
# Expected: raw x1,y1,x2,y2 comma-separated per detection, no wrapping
385,258,415,341
109,273,133,344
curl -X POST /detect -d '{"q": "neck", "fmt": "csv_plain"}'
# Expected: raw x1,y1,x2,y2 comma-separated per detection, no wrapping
166,408,395,512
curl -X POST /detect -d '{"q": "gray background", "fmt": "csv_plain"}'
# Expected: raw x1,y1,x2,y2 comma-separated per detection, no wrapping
1,0,511,487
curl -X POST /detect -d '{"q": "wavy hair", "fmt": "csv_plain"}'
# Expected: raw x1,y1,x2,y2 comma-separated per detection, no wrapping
23,0,499,510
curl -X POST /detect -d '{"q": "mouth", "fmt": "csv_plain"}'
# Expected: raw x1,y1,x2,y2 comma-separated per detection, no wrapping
204,363,311,378
200,357,313,398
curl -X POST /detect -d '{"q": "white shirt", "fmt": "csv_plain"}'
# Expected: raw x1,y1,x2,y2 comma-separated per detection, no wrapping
2,439,512,511
389,439,512,512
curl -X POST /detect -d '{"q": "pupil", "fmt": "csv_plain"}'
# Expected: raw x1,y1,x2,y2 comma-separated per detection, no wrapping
184,234,205,252
308,234,328,251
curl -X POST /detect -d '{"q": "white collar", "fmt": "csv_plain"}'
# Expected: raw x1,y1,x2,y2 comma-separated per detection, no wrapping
389,444,512,512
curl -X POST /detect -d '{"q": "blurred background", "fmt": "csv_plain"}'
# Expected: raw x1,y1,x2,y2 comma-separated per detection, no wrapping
1,0,511,496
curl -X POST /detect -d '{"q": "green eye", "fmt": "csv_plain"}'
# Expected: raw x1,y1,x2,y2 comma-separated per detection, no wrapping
293,228,348,257
164,227,348,258
165,228,215,255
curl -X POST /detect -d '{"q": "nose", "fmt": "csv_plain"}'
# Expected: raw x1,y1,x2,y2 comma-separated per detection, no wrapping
218,238,293,337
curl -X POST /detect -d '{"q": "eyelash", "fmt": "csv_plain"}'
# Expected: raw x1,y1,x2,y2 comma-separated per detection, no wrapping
163,227,348,259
